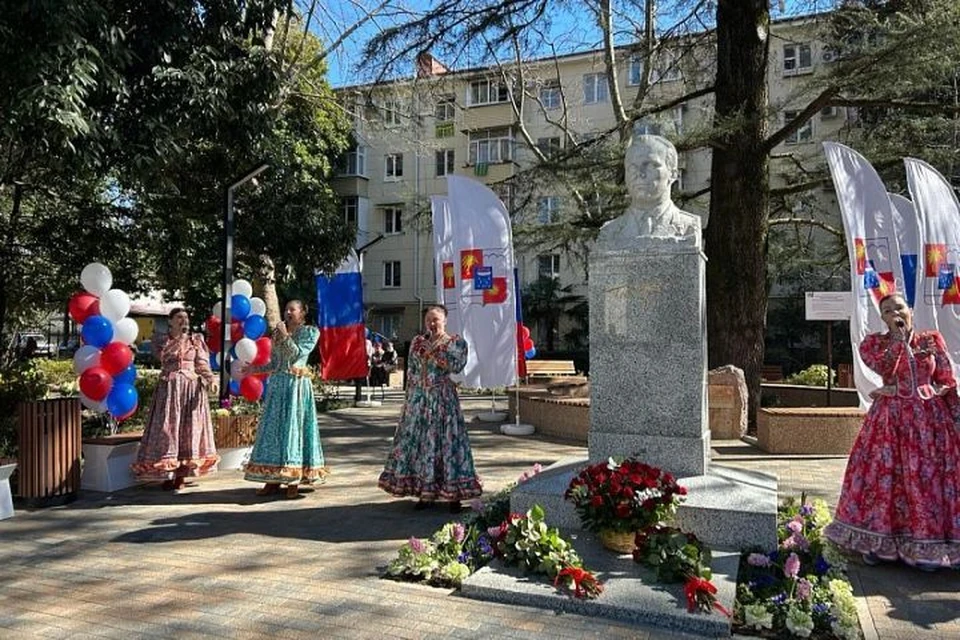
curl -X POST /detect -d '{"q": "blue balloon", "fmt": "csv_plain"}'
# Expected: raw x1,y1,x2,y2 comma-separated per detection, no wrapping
114,364,137,386
525,348,536,359
231,294,251,322
81,315,114,348
229,379,241,396
106,383,138,418
243,314,267,340
209,353,219,371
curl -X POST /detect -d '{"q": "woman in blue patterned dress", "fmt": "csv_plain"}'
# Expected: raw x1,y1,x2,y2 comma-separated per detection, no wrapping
378,304,482,513
244,300,327,498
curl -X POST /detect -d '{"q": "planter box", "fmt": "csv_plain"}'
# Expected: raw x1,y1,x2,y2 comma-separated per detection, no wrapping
213,415,258,449
81,432,143,493
757,407,864,455
0,463,16,520
17,397,82,506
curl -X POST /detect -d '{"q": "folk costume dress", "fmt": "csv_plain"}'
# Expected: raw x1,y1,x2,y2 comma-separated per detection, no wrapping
132,334,219,479
824,330,960,569
243,325,327,485
378,333,482,501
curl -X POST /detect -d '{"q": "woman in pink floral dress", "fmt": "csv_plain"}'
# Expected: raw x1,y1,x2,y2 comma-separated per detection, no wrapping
824,293,960,569
131,308,219,492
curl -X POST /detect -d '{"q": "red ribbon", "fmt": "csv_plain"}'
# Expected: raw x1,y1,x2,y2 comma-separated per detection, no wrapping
554,566,601,598
683,576,730,616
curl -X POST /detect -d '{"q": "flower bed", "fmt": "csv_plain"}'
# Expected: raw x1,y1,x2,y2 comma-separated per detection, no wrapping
734,496,860,639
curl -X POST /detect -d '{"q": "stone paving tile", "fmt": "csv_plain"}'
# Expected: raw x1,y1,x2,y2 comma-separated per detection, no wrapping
1,393,957,639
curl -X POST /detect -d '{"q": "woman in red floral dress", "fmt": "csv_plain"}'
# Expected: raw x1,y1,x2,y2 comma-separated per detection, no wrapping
824,293,960,570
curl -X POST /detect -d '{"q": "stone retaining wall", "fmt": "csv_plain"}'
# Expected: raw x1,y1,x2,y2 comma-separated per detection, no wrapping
757,407,864,454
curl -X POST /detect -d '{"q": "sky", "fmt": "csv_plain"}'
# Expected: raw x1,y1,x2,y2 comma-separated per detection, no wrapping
317,0,835,88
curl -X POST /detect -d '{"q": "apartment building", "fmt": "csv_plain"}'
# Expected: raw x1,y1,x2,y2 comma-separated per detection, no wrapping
333,13,849,348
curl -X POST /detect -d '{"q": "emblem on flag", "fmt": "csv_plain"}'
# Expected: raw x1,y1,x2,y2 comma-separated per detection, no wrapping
473,266,493,290
926,243,947,277
943,274,960,305
938,264,955,291
482,277,508,305
460,249,483,279
442,262,455,289
854,238,866,275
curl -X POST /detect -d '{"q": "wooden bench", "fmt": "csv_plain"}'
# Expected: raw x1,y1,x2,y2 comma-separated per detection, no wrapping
760,364,784,382
525,360,578,379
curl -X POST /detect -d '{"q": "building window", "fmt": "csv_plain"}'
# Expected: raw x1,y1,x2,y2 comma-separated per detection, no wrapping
383,261,401,288
539,82,561,109
375,314,403,339
652,50,682,83
536,137,562,157
336,145,366,177
784,110,813,145
435,96,455,122
583,73,609,104
468,127,514,165
341,196,358,227
628,55,644,86
494,183,514,213
382,98,402,125
675,169,686,193
468,79,509,106
783,43,813,75
671,106,684,136
538,254,561,279
634,119,662,136
820,105,842,120
436,149,455,177
383,206,403,234
385,153,404,180
537,196,560,224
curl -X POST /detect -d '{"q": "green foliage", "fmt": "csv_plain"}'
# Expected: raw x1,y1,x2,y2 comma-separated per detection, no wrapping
633,525,712,583
521,278,585,352
785,365,836,388
0,360,48,458
496,505,583,578
34,359,78,395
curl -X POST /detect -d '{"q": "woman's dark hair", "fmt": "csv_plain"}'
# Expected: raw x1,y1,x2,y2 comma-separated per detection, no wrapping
878,292,906,308
423,303,448,318
287,299,313,325
168,307,188,319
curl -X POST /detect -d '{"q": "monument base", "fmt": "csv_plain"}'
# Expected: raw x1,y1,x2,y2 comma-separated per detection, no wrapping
588,431,711,479
510,457,778,551
461,531,738,637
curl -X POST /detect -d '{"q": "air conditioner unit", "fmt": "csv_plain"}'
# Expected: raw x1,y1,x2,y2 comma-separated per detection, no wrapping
822,50,836,63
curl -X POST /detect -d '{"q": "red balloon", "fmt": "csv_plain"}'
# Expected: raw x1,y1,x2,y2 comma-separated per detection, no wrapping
116,402,139,422
230,321,244,343
101,341,133,375
239,376,263,402
79,366,113,401
522,337,534,352
68,292,100,324
206,315,222,338
251,337,272,366
520,324,531,340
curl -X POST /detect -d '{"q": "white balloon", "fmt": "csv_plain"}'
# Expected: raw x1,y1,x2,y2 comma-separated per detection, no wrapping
80,262,112,297
79,392,107,413
100,289,131,323
215,352,222,367
232,279,253,298
212,301,223,318
113,318,139,345
234,337,257,364
250,297,266,317
73,345,101,374
230,359,246,381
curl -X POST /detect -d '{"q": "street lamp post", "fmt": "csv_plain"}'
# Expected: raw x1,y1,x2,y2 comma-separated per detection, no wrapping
219,162,269,402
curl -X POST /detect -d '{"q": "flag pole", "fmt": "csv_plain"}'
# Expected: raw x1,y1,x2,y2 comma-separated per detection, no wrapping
501,266,535,436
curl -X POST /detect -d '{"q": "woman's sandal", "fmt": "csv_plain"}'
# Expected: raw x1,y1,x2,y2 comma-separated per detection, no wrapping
256,483,281,496
285,485,300,499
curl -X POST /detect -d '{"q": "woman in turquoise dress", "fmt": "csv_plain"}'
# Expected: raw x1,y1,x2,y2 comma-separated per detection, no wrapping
378,304,482,512
244,300,327,498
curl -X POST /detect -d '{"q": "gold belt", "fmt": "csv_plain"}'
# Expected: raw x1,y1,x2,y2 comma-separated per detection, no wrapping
287,366,313,378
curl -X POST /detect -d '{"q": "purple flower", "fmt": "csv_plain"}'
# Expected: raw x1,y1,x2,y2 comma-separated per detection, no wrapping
800,504,814,516
786,518,803,534
813,602,829,615
220,398,233,409
452,523,466,543
457,551,471,563
748,552,772,567
814,556,831,574
408,537,426,554
770,592,788,605
532,463,543,474
784,552,801,579
796,578,812,600
477,534,493,555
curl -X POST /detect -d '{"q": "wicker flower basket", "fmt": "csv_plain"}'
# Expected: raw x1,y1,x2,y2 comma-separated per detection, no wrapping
598,529,637,554
213,415,258,449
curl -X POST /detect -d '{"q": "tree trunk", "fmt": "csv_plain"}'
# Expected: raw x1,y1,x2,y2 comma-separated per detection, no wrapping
255,253,282,328
705,1,771,429
0,183,24,352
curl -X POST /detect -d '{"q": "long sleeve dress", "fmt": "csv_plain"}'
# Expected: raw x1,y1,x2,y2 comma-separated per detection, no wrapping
378,333,482,501
243,325,327,485
824,330,960,569
132,334,219,479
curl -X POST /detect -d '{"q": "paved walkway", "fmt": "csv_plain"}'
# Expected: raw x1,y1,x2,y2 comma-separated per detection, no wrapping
1,392,958,639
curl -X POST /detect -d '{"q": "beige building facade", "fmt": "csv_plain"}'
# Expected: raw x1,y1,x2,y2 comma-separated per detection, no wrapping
334,14,847,348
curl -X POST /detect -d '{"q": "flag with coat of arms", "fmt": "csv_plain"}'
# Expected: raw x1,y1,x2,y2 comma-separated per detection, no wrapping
431,176,518,389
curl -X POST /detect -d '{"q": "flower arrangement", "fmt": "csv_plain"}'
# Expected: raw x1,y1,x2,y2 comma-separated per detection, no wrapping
386,522,476,587
565,457,687,534
735,496,860,639
211,397,260,447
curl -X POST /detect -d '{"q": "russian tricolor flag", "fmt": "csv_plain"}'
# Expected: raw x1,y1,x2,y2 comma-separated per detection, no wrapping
316,250,369,380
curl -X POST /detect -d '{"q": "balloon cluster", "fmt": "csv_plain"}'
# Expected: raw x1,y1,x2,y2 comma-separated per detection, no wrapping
205,279,271,402
520,323,536,360
69,263,140,421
